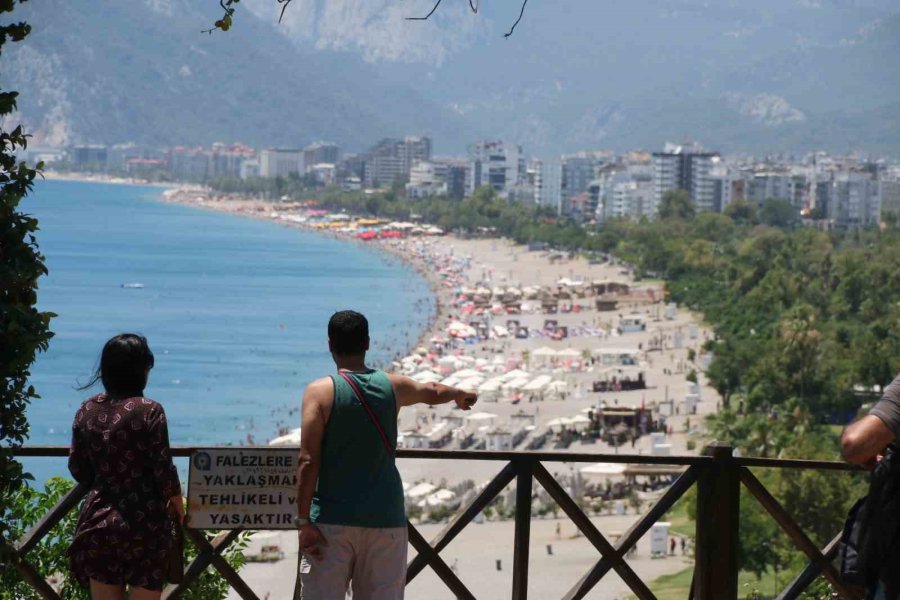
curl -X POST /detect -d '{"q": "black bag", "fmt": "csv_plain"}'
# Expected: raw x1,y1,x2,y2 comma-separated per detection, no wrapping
166,518,184,584
839,495,868,586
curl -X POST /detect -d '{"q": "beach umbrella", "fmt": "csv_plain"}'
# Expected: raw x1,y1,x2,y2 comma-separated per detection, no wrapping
546,380,568,393
545,417,571,431
557,348,583,358
568,414,592,431
412,370,443,384
503,376,532,391
406,482,437,498
452,368,481,379
465,411,499,422
532,346,558,358
501,368,530,382
477,378,504,393
522,375,553,392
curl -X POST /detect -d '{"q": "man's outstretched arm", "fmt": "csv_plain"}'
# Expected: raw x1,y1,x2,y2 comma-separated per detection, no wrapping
387,373,477,411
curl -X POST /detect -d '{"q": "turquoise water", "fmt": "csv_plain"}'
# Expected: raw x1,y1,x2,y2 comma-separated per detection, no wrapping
22,180,434,483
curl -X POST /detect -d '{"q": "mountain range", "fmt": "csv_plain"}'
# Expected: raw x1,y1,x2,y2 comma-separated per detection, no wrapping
5,0,899,157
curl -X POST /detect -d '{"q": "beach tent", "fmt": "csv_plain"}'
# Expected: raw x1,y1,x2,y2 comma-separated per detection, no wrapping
580,463,627,477
501,369,530,382
503,376,531,391
420,489,456,507
452,368,482,380
465,411,499,422
532,346,558,358
545,417,571,431
412,370,443,384
557,348,583,358
568,414,592,431
406,482,438,499
522,375,553,392
546,380,568,393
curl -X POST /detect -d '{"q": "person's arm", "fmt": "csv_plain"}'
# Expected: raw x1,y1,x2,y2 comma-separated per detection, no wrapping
147,404,184,524
387,373,477,410
841,415,894,468
68,407,94,485
296,377,333,559
842,375,900,468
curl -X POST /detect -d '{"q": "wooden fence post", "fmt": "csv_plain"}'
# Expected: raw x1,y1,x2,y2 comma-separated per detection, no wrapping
694,443,739,600
511,459,533,600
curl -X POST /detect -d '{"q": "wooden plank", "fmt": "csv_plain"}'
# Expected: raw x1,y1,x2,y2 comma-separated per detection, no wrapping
3,542,61,600
407,461,516,581
735,456,861,472
163,529,243,600
776,532,856,600
512,460,533,600
16,483,88,555
532,463,656,600
694,443,739,600
738,467,858,600
562,466,698,599
15,556,61,600
184,528,259,600
407,521,476,600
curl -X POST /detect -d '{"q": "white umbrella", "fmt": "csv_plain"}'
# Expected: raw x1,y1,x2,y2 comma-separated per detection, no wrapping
568,414,592,431
413,370,443,383
522,375,553,392
546,380,568,393
406,482,437,498
545,417,571,430
532,346,558,357
466,411,499,422
501,369,530,382
503,376,531,391
452,368,482,379
478,378,505,393
557,348,583,358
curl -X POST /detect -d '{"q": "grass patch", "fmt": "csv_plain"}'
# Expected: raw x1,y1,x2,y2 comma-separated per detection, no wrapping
633,566,793,600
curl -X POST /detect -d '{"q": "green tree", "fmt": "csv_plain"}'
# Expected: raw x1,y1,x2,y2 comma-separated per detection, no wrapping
758,198,798,229
724,199,757,225
657,189,695,220
0,0,54,564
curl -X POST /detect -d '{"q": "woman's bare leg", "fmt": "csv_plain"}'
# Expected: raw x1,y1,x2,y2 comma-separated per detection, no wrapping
130,587,162,600
89,580,126,600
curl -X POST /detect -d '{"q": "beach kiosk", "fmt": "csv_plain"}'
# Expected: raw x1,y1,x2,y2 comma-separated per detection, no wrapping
650,522,671,556
485,428,514,451
617,314,647,334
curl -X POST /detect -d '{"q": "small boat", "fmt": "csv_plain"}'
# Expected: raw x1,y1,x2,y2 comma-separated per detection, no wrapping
121,283,145,289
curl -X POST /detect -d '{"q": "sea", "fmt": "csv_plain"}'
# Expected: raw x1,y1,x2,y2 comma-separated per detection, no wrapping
20,179,435,485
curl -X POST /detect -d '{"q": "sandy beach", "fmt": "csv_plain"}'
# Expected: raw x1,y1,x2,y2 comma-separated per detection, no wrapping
158,187,718,599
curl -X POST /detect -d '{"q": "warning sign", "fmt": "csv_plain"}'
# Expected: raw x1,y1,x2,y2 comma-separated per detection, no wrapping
187,448,298,530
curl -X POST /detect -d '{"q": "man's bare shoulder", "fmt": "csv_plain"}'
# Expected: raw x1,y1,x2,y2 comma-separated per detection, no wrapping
303,377,334,403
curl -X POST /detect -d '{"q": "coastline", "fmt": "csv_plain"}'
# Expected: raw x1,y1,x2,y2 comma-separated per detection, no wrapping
42,170,177,188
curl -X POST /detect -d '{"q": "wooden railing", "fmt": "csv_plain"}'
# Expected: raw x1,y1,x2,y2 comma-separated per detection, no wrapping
7,444,864,600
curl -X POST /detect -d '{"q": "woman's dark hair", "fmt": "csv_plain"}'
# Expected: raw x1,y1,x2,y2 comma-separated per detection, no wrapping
79,334,154,397
328,310,369,356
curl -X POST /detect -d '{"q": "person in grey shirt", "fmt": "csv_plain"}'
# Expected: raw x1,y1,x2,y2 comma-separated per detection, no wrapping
842,374,900,468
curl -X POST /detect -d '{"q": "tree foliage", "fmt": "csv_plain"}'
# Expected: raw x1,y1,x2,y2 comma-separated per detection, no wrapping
0,478,248,599
0,0,54,563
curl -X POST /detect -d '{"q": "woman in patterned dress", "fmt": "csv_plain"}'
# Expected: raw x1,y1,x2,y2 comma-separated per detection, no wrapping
68,334,184,600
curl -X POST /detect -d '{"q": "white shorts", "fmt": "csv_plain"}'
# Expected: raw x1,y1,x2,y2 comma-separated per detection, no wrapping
299,523,408,600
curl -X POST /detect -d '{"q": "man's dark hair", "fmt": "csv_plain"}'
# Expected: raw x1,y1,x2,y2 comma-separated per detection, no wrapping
328,310,369,356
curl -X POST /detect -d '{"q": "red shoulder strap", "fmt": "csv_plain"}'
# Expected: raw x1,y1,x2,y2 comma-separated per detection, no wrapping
337,371,394,456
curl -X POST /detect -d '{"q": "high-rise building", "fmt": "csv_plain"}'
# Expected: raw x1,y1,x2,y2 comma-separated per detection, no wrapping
816,172,881,228
652,143,719,214
532,160,562,213
467,141,524,198
364,136,432,187
745,171,808,210
561,155,602,216
303,142,340,169
259,148,305,178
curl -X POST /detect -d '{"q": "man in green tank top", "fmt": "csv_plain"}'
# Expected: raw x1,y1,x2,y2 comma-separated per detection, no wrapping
296,310,477,600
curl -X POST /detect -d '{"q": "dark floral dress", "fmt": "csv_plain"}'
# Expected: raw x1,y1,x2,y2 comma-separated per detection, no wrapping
68,394,181,590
